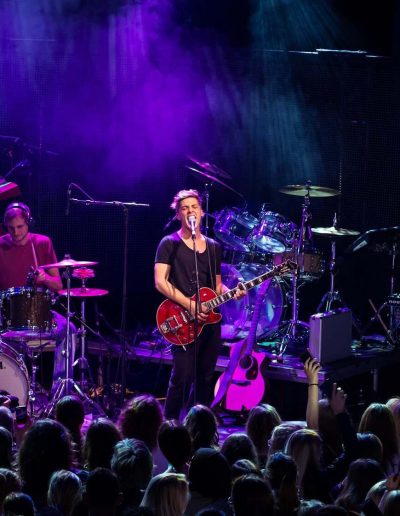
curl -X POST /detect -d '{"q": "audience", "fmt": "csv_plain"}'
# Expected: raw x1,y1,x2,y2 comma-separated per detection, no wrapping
55,396,85,466
334,458,385,514
85,468,122,516
3,355,400,516
186,448,232,516
17,419,73,509
82,418,121,471
3,491,35,516
140,472,189,516
0,428,13,469
231,474,275,516
246,403,281,467
183,405,219,452
111,438,153,510
358,403,400,475
220,432,259,468
47,469,82,515
118,395,167,475
157,420,192,475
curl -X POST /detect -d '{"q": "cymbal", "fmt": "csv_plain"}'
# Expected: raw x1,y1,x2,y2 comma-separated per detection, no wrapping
312,226,360,237
72,268,95,280
279,185,340,197
186,166,243,197
187,156,231,179
58,287,109,298
42,258,98,269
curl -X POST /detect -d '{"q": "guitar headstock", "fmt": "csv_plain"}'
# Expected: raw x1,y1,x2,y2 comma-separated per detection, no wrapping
275,259,298,275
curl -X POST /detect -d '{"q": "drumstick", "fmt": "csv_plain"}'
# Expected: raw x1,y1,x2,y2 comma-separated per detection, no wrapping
31,239,38,269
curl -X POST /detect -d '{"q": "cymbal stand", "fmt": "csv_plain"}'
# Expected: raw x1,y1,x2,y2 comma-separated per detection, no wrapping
75,278,92,390
277,188,311,355
43,263,105,417
317,215,344,312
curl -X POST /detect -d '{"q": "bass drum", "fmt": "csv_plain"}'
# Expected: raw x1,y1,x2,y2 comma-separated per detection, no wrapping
220,263,286,340
0,340,29,406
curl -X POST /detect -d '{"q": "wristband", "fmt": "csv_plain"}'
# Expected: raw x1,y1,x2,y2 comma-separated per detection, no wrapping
308,383,318,387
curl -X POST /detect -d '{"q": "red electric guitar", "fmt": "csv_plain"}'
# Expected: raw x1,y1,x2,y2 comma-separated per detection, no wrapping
156,260,296,346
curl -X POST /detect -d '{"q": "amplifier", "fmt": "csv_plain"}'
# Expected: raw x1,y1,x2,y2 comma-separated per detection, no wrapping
308,308,352,365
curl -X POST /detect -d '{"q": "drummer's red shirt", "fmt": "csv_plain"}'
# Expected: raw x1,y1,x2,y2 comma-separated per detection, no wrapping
0,233,57,290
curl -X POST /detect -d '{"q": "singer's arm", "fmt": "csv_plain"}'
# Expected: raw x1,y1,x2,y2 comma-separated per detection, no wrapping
155,263,207,320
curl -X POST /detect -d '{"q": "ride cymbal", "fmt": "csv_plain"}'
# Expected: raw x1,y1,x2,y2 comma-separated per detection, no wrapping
58,287,108,298
312,226,360,237
279,185,340,197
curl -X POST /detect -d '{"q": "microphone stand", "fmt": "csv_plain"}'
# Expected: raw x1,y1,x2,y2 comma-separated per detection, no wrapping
190,224,201,408
70,197,150,408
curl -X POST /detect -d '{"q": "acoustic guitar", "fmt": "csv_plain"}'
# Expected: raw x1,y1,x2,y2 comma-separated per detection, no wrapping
212,278,271,411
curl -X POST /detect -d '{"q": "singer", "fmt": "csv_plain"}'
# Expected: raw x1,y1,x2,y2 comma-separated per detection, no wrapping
154,189,245,419
0,202,75,394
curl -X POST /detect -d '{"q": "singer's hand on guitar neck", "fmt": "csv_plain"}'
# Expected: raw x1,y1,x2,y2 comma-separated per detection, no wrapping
187,299,209,322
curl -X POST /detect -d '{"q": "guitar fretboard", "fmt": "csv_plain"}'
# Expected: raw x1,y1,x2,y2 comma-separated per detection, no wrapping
204,262,293,311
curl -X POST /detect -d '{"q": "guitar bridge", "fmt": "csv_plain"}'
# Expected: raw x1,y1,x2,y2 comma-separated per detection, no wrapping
160,315,182,334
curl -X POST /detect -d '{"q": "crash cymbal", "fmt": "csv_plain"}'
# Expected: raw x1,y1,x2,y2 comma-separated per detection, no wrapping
186,166,243,197
42,258,98,269
279,185,340,197
58,287,108,298
187,156,231,179
312,226,360,237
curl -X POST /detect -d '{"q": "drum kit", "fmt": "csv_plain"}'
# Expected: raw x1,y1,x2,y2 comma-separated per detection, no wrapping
187,159,362,354
0,256,108,416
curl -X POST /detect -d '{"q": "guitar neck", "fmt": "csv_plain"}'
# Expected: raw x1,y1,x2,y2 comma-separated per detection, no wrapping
203,267,280,312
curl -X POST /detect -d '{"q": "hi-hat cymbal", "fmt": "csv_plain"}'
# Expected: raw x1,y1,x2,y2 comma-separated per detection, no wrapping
279,185,340,197
186,166,243,197
42,258,98,269
312,226,360,237
58,287,108,298
187,156,231,179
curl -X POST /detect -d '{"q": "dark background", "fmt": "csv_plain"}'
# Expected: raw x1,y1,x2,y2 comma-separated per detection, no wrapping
0,0,399,344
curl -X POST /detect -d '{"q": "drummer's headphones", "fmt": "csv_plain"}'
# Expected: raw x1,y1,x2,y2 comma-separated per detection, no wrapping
3,202,34,226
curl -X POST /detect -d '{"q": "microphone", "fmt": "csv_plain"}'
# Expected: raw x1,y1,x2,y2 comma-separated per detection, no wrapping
188,214,196,237
65,185,71,216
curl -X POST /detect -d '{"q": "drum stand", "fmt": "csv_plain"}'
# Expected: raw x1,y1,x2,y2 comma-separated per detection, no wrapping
42,265,105,417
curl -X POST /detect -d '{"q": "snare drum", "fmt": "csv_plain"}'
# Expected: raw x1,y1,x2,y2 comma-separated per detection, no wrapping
214,207,258,251
0,340,29,406
249,212,297,254
0,287,53,331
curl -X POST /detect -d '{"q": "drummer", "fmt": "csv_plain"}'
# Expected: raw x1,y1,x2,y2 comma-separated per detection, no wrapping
0,202,75,395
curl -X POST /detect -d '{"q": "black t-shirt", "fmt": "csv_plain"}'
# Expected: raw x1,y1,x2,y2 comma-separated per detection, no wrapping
155,232,221,297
